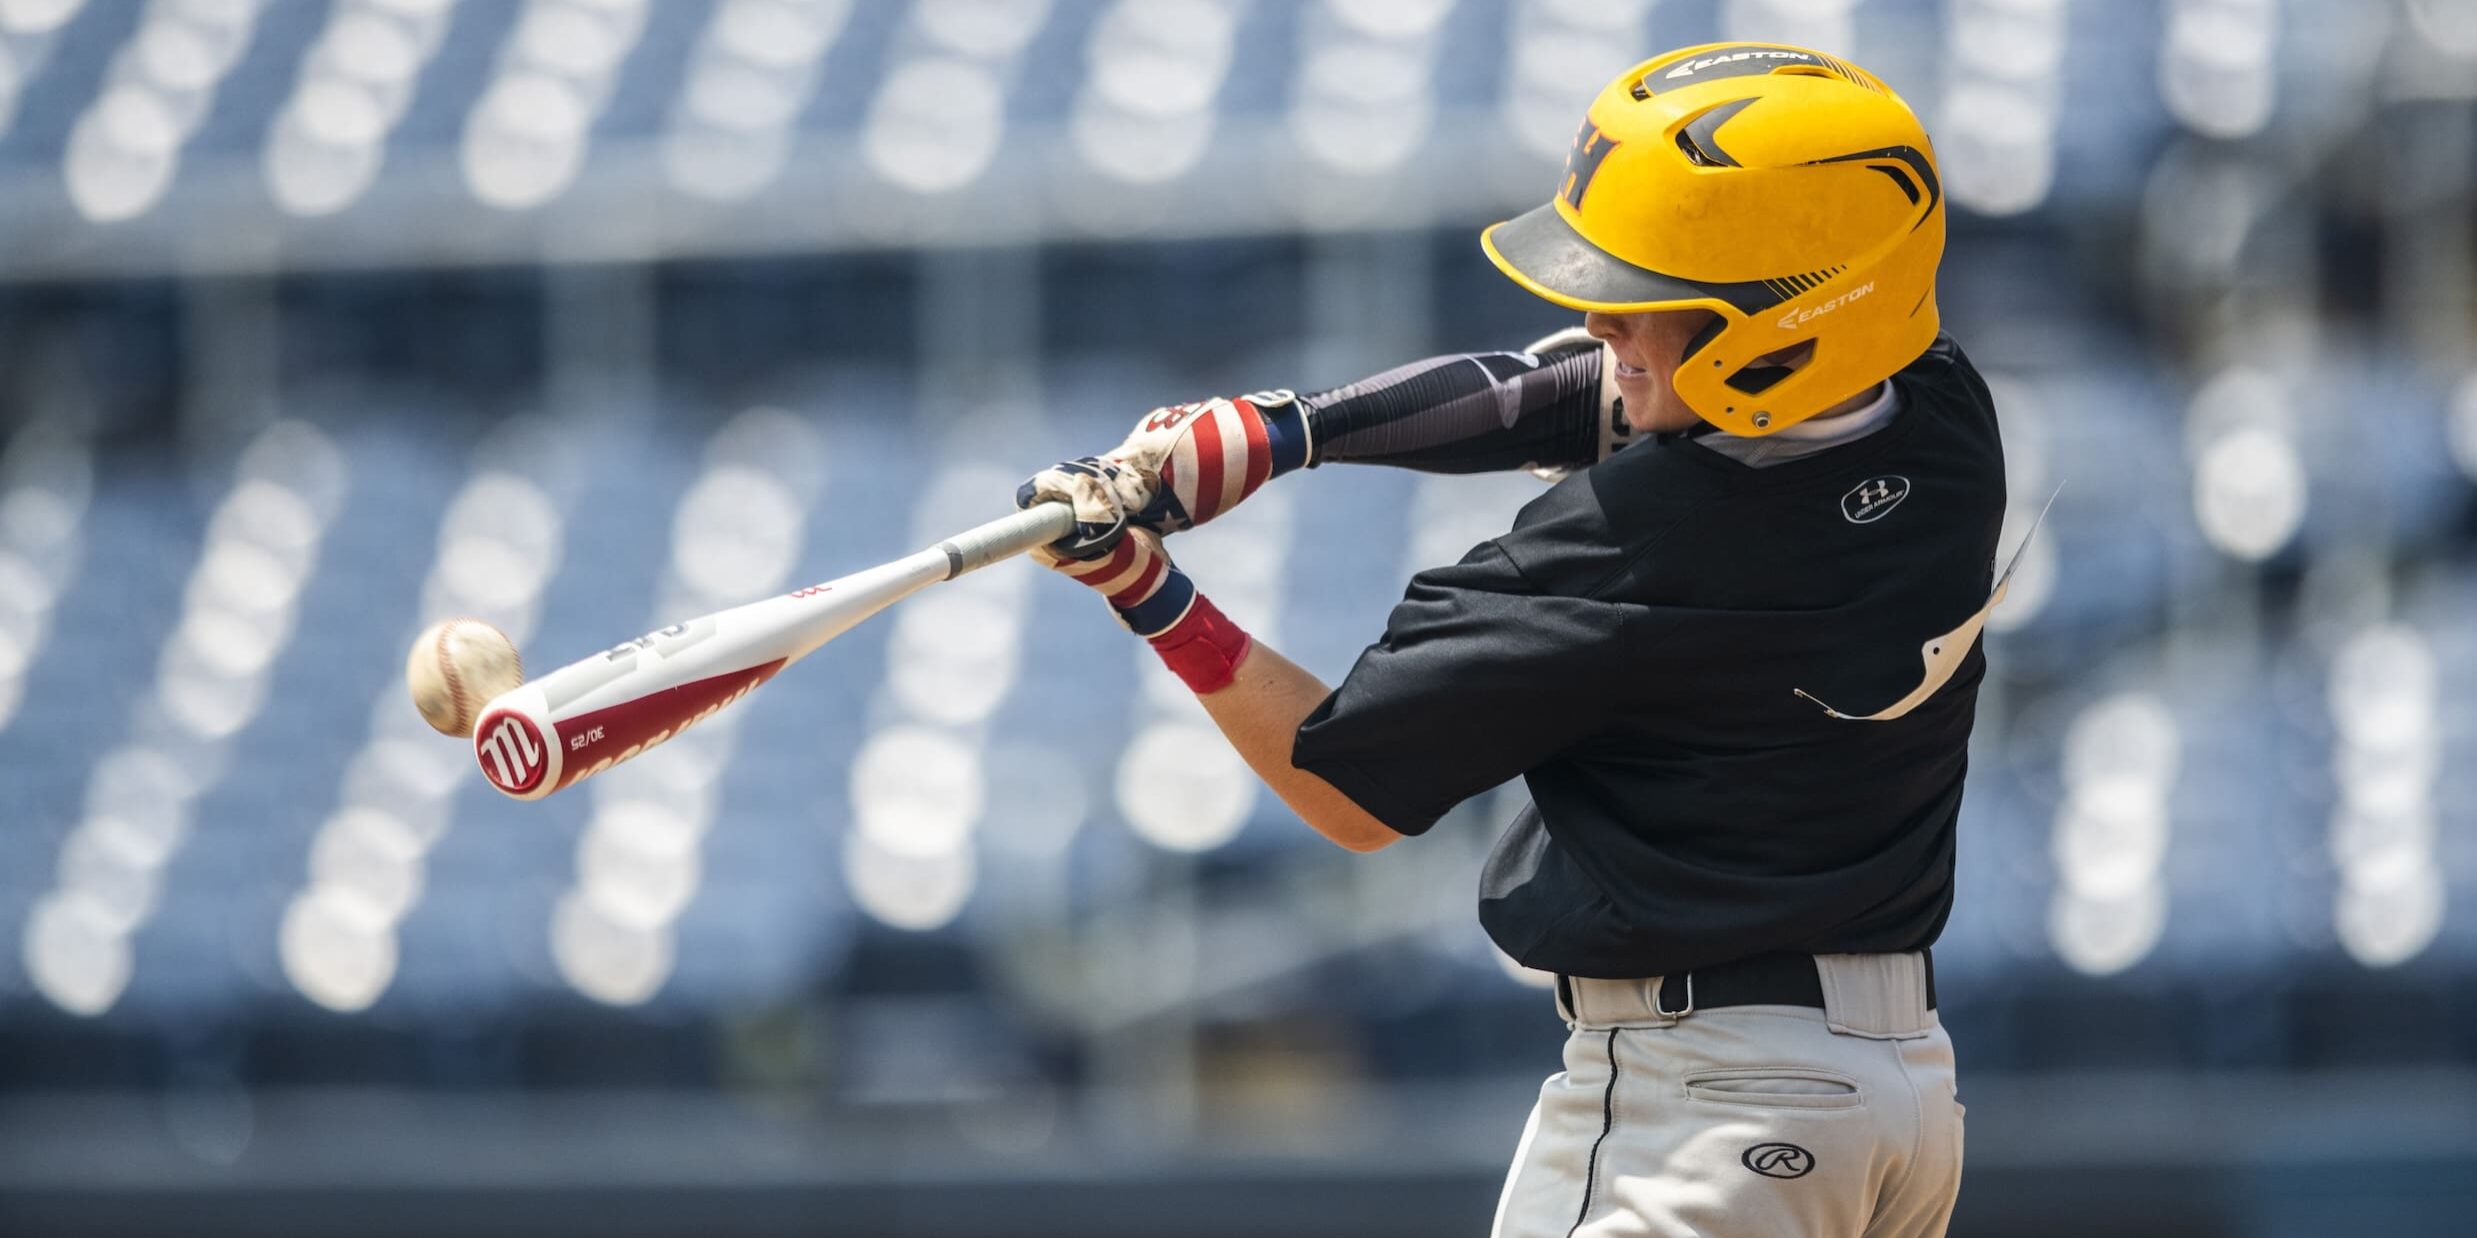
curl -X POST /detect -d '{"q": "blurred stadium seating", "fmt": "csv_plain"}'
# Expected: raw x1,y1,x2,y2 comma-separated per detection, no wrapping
1,0,2474,1234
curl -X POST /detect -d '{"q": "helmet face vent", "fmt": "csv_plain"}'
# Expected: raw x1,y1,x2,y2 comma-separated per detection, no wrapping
1872,164,1921,204
1676,98,1756,169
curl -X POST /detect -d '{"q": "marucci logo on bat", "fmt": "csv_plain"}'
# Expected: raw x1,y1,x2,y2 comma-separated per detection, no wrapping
475,712,548,794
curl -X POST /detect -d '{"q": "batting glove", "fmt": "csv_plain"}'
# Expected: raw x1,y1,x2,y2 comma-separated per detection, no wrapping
1015,456,1153,560
1106,391,1312,534
1030,525,1196,637
1016,454,1194,633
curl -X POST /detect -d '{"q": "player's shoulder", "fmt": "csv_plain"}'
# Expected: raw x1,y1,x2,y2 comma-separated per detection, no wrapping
1484,464,1662,599
1896,333,1998,424
1885,332,2008,483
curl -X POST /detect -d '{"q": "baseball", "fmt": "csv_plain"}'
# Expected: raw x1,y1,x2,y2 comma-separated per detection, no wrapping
406,618,524,738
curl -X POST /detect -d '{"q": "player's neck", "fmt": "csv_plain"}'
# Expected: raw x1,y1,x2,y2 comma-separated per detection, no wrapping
1806,382,1888,423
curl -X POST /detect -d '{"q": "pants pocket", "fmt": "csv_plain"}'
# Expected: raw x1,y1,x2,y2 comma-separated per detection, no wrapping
1682,1066,1864,1110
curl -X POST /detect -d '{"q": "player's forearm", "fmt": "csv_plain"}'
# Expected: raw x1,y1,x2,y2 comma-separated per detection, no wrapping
1194,642,1401,854
1087,337,1610,541
1298,338,1611,475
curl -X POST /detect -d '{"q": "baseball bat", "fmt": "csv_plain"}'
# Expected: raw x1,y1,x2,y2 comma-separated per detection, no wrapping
469,501,1077,800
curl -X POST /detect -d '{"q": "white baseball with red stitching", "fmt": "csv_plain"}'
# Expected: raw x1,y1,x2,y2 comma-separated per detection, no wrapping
406,617,523,738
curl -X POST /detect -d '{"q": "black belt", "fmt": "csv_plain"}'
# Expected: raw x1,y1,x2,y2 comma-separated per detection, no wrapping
1560,951,1936,1016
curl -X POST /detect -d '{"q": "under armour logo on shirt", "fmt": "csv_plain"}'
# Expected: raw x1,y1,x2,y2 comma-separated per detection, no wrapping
1840,475,1911,524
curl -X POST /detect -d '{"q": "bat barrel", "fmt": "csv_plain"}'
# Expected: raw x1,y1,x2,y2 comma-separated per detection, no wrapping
471,502,1076,802
469,554,944,800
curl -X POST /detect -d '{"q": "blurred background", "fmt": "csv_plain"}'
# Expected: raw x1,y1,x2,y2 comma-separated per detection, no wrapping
0,0,2472,1234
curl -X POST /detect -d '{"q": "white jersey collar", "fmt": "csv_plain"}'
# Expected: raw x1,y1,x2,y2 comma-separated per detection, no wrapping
1693,381,1901,468
1762,381,1899,443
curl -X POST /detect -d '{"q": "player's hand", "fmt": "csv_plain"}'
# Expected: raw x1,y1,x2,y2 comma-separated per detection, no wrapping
1104,391,1311,535
1015,456,1154,560
1014,456,1194,635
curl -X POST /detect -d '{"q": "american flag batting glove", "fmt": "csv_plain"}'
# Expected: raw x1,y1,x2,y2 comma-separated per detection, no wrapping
1014,456,1151,559
1032,527,1188,636
1109,391,1312,534
1032,530,1253,694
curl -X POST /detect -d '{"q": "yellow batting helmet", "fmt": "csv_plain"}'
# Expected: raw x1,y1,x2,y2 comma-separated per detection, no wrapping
1482,44,1945,437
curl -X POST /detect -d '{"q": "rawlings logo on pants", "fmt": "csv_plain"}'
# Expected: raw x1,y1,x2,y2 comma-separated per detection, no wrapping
1742,1143,1816,1179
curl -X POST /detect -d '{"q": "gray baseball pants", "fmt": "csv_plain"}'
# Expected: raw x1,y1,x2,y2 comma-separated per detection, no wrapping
1490,953,1962,1238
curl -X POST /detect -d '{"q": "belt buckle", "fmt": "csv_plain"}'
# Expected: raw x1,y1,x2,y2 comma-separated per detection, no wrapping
1654,971,1695,1018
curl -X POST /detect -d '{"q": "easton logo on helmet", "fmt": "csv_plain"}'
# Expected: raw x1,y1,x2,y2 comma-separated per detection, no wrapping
1561,122,1619,209
1777,281,1876,330
1663,48,1819,82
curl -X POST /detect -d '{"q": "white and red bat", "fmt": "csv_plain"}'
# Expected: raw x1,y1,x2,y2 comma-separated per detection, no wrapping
469,502,1076,800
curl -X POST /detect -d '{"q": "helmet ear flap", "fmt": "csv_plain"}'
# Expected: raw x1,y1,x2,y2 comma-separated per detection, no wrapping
1681,314,1726,363
1726,363,1795,395
1728,339,1813,394
1679,315,1795,398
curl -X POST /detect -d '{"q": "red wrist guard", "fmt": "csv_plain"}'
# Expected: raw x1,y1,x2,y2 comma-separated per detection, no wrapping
1146,593,1253,694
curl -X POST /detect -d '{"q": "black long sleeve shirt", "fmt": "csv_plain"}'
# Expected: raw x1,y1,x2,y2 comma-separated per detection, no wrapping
1290,336,2007,979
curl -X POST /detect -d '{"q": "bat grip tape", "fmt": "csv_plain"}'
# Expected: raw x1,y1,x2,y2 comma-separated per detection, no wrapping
936,503,1079,579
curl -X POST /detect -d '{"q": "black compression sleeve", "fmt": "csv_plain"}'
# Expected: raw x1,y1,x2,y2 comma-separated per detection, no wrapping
1300,338,1608,475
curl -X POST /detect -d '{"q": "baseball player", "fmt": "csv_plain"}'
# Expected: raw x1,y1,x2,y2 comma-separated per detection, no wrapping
1022,44,2013,1237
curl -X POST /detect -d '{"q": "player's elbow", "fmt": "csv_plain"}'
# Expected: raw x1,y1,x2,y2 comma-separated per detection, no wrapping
1280,768,1402,852
1325,816,1402,853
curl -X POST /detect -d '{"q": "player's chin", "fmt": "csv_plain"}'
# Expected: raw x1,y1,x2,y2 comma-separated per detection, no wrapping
1614,375,1690,434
